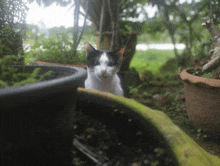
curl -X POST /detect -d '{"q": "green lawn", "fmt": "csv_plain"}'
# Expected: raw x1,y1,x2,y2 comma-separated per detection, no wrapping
130,49,179,74
24,39,35,45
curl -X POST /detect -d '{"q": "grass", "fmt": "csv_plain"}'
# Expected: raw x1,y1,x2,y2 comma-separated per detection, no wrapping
130,50,180,74
24,39,35,45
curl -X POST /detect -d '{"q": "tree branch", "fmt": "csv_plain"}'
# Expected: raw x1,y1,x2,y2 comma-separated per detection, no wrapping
202,56,220,73
76,0,89,48
201,19,220,74
202,19,220,45
73,0,80,51
107,0,115,50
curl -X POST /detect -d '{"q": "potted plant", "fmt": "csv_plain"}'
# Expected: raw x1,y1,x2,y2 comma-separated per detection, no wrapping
1,62,86,165
179,19,220,134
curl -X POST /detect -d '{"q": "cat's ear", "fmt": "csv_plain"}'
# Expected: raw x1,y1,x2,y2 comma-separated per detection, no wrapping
114,47,125,61
84,42,96,56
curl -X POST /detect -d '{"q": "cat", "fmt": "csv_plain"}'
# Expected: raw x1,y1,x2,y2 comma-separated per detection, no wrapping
84,42,125,96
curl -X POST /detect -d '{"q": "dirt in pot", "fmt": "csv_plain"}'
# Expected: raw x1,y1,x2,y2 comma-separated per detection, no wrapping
72,101,178,166
187,67,219,79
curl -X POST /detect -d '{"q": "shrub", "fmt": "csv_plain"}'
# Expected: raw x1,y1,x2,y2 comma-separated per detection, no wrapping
28,36,87,64
0,0,26,63
0,55,52,88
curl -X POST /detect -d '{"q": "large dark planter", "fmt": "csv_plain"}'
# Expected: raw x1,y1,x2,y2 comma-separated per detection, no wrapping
1,65,86,165
77,88,220,166
179,68,220,134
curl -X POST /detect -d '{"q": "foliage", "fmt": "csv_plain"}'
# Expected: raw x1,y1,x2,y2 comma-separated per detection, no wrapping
140,70,153,82
0,55,52,88
141,0,219,68
159,58,178,74
0,0,27,60
200,0,220,24
137,32,175,44
27,0,91,52
24,24,41,44
27,33,87,64
187,67,216,79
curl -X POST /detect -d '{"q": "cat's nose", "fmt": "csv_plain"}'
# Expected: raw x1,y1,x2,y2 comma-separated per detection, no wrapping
101,70,106,74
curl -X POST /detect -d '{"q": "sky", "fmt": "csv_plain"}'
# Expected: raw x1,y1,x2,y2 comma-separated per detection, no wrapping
25,1,156,29
25,0,194,29
25,1,82,28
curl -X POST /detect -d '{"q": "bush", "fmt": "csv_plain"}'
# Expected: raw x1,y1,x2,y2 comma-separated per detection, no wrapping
0,0,26,62
159,58,178,73
0,55,52,88
27,36,87,65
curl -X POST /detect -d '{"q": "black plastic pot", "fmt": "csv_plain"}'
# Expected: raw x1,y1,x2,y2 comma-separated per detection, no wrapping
0,65,86,108
1,65,86,165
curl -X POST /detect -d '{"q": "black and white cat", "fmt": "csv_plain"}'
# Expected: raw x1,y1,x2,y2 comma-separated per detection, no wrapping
84,42,125,96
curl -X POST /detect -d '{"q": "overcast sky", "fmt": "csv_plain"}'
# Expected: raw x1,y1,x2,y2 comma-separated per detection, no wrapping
25,0,194,29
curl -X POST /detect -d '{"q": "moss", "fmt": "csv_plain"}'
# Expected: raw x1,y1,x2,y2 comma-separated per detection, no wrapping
0,79,8,88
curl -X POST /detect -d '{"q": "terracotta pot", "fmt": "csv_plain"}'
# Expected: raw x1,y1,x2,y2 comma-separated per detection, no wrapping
179,68,220,134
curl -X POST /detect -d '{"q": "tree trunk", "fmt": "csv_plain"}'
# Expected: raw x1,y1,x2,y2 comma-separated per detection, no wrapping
73,0,80,54
120,32,138,72
164,7,180,66
201,19,220,77
97,0,106,49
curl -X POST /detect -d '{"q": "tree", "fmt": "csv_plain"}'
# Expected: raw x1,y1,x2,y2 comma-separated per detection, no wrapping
0,0,27,62
145,0,210,68
199,0,220,78
28,0,89,56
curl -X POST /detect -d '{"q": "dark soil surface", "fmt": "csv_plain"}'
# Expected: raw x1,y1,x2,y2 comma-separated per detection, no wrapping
72,101,178,166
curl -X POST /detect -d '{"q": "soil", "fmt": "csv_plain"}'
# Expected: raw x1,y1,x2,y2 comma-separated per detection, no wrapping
71,101,178,166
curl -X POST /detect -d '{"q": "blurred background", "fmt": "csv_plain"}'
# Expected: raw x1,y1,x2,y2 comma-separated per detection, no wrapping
1,0,218,74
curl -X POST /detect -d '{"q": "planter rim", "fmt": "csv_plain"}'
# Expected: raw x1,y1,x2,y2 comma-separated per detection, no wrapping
0,65,86,107
179,68,220,88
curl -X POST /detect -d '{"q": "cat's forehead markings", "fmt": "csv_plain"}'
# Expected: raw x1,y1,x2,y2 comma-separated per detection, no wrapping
99,52,109,63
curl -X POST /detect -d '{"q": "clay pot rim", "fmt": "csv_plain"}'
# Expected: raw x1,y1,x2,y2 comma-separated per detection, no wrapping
179,68,220,88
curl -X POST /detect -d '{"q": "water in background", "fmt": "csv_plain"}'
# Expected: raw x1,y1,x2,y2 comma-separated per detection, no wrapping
23,43,185,52
136,43,185,50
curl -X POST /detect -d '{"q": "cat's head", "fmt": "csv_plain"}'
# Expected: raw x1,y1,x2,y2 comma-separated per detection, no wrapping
84,42,125,80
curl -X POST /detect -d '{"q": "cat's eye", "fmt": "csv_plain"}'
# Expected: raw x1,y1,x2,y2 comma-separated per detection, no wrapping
108,61,115,66
95,61,100,65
